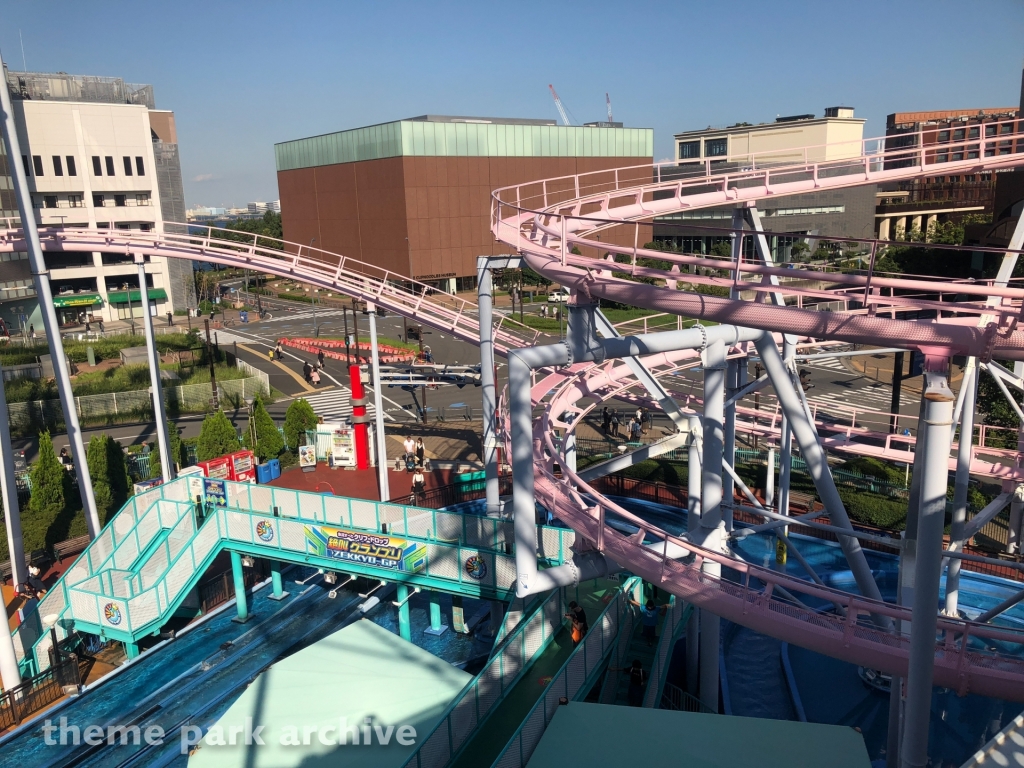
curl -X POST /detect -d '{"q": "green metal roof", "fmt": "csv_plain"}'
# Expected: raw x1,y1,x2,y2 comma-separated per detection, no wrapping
188,619,472,768
275,119,654,171
106,288,167,304
526,703,872,768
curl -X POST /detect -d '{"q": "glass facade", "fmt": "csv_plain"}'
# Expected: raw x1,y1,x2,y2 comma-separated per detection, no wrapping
275,120,654,171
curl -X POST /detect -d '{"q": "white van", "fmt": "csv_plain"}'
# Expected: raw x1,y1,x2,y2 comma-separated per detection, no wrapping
547,287,571,303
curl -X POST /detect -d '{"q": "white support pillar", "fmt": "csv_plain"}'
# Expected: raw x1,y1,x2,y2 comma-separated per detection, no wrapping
0,56,100,536
477,258,501,515
901,368,955,768
698,339,727,713
878,217,891,241
368,304,390,501
136,256,173,481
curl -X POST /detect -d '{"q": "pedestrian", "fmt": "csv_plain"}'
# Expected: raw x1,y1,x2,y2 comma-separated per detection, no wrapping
98,319,105,332
624,659,647,706
310,366,321,387
565,600,589,646
641,406,650,434
302,361,312,382
403,435,416,464
29,324,35,340
415,437,425,468
166,311,173,327
411,466,426,503
630,598,668,647
423,345,434,364
26,565,47,600
610,410,620,437
317,349,325,369
601,406,610,435
268,347,274,361
630,418,641,442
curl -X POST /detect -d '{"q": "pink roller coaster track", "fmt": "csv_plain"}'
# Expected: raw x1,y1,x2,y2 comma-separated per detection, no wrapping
489,120,1024,701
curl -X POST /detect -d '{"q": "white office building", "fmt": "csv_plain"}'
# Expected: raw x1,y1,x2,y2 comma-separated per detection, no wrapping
2,69,194,329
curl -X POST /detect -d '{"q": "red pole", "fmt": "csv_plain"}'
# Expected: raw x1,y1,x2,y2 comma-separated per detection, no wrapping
350,363,371,470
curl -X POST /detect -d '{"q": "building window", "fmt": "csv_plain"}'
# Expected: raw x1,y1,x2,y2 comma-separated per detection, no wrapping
705,138,728,157
115,222,130,230
43,195,57,209
92,194,105,207
938,130,950,142
69,195,83,208
135,193,150,206
92,156,102,176
1001,123,1013,134
32,156,44,176
22,155,30,176
969,126,980,139
763,205,846,217
952,152,963,161
986,124,997,137
949,176,960,183
104,156,115,176
114,194,127,207
139,222,152,232
678,141,700,160
953,128,965,141
66,156,77,176
936,152,948,163
52,156,63,176
135,157,145,176
123,156,133,176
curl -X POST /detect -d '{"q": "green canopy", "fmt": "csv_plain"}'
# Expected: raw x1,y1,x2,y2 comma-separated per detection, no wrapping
188,619,471,768
106,288,168,303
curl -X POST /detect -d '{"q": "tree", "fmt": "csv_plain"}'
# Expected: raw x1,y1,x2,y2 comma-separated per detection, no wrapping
245,396,284,461
87,434,133,522
149,420,184,479
196,410,240,461
789,241,810,262
29,432,66,520
284,398,317,451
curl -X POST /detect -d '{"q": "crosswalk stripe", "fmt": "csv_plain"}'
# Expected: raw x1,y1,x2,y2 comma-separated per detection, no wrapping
262,310,347,323
295,388,375,421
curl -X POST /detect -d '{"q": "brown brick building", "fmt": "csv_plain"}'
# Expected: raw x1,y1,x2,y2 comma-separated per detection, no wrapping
275,116,653,290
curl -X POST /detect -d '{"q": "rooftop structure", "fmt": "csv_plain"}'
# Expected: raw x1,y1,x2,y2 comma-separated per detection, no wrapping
4,68,155,109
673,106,865,166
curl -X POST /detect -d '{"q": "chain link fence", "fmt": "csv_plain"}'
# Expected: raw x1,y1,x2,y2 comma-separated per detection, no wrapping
7,377,269,437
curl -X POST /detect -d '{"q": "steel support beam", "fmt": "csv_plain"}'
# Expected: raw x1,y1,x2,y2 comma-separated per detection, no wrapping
0,60,100,536
136,256,174,481
230,551,249,623
944,361,977,616
901,370,955,768
754,334,889,615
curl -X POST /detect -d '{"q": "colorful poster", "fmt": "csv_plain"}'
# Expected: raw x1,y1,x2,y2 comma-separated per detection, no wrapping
298,445,317,469
203,478,228,507
304,525,426,573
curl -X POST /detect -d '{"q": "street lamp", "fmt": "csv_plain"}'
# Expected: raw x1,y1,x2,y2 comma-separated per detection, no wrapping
245,396,257,456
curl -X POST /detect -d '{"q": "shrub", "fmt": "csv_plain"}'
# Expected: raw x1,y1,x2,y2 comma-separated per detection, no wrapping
283,399,317,451
245,395,284,461
197,410,240,461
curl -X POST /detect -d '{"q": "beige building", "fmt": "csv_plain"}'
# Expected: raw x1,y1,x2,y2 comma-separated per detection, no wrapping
3,69,192,329
674,107,866,167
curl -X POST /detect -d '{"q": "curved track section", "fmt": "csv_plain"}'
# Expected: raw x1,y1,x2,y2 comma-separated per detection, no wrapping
490,128,1024,701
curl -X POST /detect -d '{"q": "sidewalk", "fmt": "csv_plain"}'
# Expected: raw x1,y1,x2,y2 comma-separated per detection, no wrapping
842,349,964,394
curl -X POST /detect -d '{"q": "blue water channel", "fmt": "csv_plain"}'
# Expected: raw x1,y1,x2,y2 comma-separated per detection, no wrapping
520,494,1024,766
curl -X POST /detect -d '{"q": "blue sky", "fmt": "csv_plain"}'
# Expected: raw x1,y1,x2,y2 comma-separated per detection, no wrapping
4,0,1022,208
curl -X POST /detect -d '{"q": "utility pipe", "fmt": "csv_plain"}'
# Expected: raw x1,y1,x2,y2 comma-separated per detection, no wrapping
686,414,701,698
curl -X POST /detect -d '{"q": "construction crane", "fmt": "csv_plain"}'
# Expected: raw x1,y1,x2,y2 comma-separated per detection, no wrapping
606,92,613,123
548,84,572,126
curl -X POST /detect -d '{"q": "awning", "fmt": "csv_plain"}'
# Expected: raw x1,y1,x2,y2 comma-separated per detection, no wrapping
52,293,102,308
106,288,168,304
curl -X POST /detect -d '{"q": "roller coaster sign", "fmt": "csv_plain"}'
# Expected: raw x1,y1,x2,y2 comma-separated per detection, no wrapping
303,525,426,573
